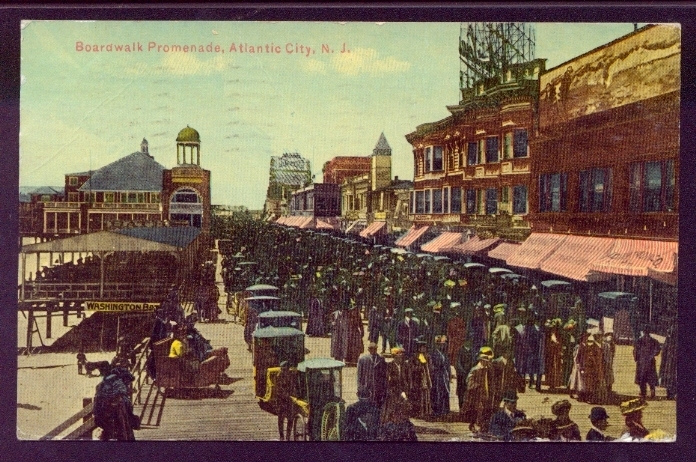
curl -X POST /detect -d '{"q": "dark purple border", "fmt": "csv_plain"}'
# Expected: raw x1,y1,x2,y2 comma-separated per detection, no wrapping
1,5,695,462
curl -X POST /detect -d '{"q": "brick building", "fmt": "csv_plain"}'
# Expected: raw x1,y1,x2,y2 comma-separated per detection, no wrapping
264,152,312,218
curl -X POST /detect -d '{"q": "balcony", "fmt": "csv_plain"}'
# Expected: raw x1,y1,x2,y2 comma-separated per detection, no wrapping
89,203,161,210
43,202,80,209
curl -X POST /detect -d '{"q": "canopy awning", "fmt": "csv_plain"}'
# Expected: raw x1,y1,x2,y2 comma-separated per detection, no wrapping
488,242,522,261
395,225,430,248
506,233,567,269
538,235,616,282
21,230,181,254
421,232,462,253
116,226,200,249
589,239,678,277
647,253,677,286
315,217,340,231
297,216,314,229
275,216,287,225
448,236,500,255
359,221,387,238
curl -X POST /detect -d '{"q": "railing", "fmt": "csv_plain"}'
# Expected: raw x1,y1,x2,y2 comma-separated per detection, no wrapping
44,202,160,210
20,281,172,302
40,337,151,440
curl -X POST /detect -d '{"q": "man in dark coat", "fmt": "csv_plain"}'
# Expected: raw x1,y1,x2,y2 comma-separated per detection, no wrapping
396,308,420,358
586,406,613,441
489,390,526,441
367,306,382,344
93,367,139,441
381,347,410,426
633,327,661,399
429,335,451,418
357,342,387,409
514,316,544,390
455,341,475,411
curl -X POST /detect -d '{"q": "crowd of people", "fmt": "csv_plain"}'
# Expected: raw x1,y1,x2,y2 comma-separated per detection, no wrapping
216,219,675,441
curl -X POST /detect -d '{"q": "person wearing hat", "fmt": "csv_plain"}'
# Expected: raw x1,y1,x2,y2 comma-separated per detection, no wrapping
489,390,526,441
513,314,544,391
275,361,297,441
620,398,649,440
429,335,452,418
602,331,616,397
633,326,661,400
586,406,613,441
406,339,432,418
357,342,387,409
461,346,496,434
549,399,581,441
379,347,418,441
454,340,475,412
446,303,466,365
396,308,420,359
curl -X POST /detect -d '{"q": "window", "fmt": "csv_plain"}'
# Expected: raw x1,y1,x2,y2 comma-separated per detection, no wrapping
424,148,432,173
151,192,160,203
416,191,425,214
486,137,499,163
539,173,568,212
69,177,78,186
128,192,137,203
443,188,450,213
41,195,51,202
579,168,612,212
629,160,676,213
501,186,510,204
513,130,528,158
478,139,485,164
513,185,528,214
432,189,443,214
466,189,476,214
137,193,145,203
172,188,201,203
432,146,443,171
467,142,477,166
486,188,498,215
451,187,462,213
424,190,431,213
504,133,513,159
104,192,115,203
68,192,78,202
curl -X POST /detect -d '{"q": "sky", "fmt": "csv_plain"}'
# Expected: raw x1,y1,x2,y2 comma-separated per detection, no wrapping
20,21,648,208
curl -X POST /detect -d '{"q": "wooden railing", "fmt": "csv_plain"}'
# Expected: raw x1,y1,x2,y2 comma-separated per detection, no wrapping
40,338,151,440
20,281,172,302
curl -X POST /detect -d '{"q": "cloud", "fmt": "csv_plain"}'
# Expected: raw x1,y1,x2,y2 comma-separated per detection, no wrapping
124,52,233,76
300,47,410,76
331,47,410,76
301,59,327,74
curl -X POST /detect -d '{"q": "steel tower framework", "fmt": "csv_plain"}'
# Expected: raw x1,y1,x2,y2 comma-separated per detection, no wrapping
459,22,536,91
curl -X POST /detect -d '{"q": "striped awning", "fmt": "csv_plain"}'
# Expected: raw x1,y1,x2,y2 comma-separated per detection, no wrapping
448,236,500,255
315,217,340,230
647,253,677,286
488,242,522,261
539,235,616,282
395,225,430,248
297,217,314,229
359,221,387,238
590,239,678,277
421,232,463,253
506,233,567,269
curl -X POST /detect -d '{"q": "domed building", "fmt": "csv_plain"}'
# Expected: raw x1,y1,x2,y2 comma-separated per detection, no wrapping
162,125,212,231
23,126,212,239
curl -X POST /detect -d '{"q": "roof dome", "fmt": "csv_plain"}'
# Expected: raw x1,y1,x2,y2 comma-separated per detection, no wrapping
176,125,200,143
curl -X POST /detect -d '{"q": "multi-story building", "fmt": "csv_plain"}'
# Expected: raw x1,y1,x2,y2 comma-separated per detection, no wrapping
521,24,679,326
27,127,212,238
290,183,341,217
19,187,64,239
322,156,371,185
340,133,409,235
263,152,312,219
406,24,544,242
